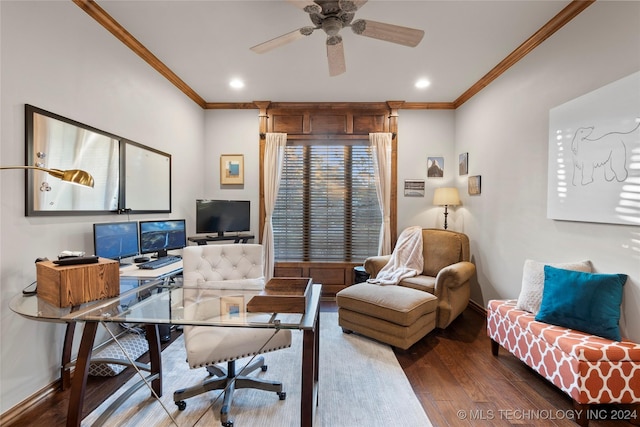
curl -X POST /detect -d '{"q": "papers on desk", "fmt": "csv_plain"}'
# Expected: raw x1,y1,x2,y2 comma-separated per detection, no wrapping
119,260,183,278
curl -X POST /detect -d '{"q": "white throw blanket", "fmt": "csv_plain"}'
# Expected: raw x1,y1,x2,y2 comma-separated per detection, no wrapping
367,226,424,285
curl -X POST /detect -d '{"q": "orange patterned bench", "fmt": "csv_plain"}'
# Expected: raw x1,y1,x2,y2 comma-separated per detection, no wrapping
487,299,640,426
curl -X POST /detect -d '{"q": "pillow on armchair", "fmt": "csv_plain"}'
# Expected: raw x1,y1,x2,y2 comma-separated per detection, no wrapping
516,259,592,314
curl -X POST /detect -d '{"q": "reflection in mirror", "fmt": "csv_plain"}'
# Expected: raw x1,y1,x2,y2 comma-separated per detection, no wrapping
25,105,172,216
27,105,119,215
125,142,171,211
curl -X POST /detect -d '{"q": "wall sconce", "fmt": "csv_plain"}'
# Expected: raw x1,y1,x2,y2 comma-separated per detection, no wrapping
0,166,94,188
433,187,460,230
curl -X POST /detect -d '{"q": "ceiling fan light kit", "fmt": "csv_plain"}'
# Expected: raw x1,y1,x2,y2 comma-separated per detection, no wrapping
250,0,425,76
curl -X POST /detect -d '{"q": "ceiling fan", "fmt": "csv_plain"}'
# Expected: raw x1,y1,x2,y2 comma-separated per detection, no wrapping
250,0,425,76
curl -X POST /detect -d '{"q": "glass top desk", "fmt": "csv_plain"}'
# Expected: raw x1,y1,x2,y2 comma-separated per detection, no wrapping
10,263,183,391
10,277,321,427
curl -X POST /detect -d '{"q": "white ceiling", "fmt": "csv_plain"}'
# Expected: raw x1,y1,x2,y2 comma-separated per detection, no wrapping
95,0,573,104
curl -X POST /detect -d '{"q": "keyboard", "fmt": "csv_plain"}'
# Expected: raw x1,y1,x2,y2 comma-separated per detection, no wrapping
137,256,181,270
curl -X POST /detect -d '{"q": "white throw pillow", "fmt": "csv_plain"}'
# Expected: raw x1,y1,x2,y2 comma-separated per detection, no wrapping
515,259,592,314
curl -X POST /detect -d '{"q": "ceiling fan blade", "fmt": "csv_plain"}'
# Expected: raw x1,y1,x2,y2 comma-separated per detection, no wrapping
287,0,322,14
250,27,314,54
327,36,346,77
351,19,424,47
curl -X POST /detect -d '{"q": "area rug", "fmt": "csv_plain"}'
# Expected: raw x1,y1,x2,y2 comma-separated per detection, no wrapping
82,312,432,427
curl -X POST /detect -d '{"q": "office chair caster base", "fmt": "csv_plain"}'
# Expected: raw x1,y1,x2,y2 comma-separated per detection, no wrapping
175,400,187,411
278,391,286,400
221,419,233,427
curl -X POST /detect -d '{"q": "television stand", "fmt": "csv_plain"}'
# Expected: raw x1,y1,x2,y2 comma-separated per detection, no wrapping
187,234,255,245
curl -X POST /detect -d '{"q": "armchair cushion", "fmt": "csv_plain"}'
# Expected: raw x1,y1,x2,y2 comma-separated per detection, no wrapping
422,230,467,277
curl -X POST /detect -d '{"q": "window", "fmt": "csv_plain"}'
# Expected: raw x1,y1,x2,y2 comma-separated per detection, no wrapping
273,142,381,262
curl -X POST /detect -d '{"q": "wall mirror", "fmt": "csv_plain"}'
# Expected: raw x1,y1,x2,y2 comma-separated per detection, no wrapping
25,104,171,216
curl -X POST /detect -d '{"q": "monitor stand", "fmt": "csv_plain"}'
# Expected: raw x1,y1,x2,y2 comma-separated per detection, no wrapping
152,249,168,259
190,234,255,245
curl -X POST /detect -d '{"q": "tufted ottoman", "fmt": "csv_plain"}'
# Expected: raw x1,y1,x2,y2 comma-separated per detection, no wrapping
336,282,438,350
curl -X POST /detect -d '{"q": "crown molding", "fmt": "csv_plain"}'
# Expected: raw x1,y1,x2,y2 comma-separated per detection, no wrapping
76,0,593,111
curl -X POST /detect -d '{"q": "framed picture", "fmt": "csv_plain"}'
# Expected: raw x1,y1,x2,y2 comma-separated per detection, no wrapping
220,154,244,185
427,156,444,178
468,175,481,195
459,152,468,175
404,179,425,197
220,296,245,321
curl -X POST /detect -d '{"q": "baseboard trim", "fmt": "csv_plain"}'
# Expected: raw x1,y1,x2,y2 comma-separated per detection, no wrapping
0,380,60,425
468,299,486,316
0,329,128,424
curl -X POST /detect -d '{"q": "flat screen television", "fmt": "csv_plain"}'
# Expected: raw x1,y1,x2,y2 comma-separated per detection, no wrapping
196,200,250,236
139,219,186,258
93,221,139,265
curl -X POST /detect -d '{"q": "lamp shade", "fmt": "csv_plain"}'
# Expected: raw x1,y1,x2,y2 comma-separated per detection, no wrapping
433,187,460,206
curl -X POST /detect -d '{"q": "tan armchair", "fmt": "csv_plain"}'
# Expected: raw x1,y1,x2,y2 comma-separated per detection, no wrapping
363,228,475,329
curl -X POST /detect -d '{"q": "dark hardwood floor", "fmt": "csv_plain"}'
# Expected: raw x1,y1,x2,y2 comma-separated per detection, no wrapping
394,306,636,427
4,301,636,426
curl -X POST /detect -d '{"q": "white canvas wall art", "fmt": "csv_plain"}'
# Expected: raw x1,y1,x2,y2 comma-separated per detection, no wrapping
547,71,640,225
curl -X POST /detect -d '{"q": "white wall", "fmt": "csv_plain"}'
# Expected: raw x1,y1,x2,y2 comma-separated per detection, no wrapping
396,110,457,231
0,1,204,412
203,110,262,237
455,1,640,342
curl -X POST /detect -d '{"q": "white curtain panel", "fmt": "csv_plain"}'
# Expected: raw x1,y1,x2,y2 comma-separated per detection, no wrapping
370,132,392,255
262,132,287,280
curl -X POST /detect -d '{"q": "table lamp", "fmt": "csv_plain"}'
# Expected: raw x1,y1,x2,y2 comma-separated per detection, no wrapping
0,166,94,187
433,187,460,230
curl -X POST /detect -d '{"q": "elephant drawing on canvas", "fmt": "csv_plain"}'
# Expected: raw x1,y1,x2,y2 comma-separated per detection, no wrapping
571,122,639,186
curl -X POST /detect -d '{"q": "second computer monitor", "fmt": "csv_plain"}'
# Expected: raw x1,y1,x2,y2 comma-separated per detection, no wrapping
139,219,186,258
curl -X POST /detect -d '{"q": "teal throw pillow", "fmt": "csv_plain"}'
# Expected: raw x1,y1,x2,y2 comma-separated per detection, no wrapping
535,266,627,341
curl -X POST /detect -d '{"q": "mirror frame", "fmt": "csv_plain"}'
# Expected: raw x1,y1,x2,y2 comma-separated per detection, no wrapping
25,104,172,216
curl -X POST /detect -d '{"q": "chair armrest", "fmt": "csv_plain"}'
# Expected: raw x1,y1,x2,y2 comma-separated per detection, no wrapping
364,255,391,278
433,261,475,328
435,261,476,290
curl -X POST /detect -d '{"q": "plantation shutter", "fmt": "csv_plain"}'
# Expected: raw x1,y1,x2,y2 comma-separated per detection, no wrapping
273,141,381,262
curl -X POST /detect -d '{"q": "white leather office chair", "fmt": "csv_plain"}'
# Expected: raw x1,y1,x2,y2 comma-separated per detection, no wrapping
173,244,291,427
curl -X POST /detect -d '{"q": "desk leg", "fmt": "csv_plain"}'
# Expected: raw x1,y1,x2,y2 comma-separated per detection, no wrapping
301,314,319,427
67,322,98,427
61,321,76,390
145,324,163,396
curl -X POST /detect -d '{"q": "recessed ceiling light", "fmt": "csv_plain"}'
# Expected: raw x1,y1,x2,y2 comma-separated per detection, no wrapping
229,79,245,89
415,79,431,89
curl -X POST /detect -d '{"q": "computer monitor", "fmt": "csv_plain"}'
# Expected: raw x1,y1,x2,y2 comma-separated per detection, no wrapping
196,200,250,236
93,221,139,265
139,219,186,258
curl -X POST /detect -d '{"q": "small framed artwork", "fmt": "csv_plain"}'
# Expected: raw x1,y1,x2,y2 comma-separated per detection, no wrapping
468,175,481,195
220,296,245,321
459,152,468,175
220,154,244,185
404,179,425,197
427,156,444,178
